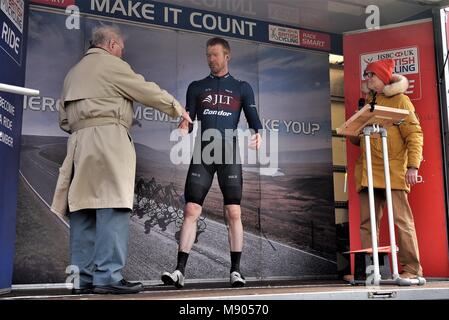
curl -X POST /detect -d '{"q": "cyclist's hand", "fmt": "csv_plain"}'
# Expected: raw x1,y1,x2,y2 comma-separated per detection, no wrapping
181,109,192,124
249,133,262,150
178,119,190,136
178,110,192,136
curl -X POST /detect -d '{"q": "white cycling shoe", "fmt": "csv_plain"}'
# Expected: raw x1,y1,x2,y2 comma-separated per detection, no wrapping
230,271,246,287
161,270,185,289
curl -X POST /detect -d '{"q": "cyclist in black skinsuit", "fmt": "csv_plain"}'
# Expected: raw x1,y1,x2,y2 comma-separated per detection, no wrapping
162,37,262,288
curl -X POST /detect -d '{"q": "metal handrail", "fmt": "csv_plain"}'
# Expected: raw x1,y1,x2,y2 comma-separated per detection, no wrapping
0,83,40,96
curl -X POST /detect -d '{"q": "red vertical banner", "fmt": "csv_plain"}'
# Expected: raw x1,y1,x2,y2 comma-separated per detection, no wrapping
344,20,449,277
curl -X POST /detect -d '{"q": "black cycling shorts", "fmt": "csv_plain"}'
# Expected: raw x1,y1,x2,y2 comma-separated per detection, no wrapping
184,140,242,206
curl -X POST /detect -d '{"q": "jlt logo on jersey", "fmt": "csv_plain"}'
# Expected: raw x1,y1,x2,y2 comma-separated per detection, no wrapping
202,94,233,106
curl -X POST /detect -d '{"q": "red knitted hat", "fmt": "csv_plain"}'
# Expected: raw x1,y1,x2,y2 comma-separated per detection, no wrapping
364,59,395,85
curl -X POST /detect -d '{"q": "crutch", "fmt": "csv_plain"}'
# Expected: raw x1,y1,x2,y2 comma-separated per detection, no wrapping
0,83,40,96
363,124,425,286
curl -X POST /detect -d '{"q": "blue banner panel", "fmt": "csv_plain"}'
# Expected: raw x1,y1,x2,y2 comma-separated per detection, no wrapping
0,0,28,293
31,0,331,52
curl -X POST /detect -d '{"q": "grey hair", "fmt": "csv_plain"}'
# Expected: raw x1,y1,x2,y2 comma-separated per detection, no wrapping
90,25,123,47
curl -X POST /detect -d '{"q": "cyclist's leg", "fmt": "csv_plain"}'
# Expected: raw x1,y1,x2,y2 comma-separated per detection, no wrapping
218,163,245,285
178,162,214,258
163,140,215,285
217,163,243,252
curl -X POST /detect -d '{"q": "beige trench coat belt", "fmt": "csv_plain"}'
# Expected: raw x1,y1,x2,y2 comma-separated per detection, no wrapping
50,117,130,217
70,117,131,132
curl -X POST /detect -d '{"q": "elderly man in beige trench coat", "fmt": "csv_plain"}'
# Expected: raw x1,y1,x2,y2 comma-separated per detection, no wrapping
51,25,192,294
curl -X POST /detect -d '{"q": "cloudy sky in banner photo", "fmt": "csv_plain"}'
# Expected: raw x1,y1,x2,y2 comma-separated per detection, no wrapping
22,10,331,161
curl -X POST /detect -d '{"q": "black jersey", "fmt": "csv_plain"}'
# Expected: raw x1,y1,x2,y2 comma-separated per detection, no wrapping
186,73,262,136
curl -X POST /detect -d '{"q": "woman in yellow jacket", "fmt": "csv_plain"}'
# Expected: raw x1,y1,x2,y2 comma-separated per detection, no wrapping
351,59,424,279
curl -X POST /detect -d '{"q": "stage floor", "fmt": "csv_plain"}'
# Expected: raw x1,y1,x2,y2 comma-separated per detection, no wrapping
2,279,449,300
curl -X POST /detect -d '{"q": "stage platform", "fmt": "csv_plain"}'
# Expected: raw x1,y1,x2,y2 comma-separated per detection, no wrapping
2,278,449,300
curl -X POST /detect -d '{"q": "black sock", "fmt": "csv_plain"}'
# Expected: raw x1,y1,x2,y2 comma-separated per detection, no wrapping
230,251,242,273
176,251,189,275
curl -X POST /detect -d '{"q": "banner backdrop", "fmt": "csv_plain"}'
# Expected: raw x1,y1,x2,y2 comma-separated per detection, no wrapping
0,0,29,292
13,1,335,283
344,20,449,277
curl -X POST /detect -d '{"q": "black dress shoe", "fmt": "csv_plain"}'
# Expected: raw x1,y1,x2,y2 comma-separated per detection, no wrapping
93,279,144,294
71,284,94,295
121,279,144,289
